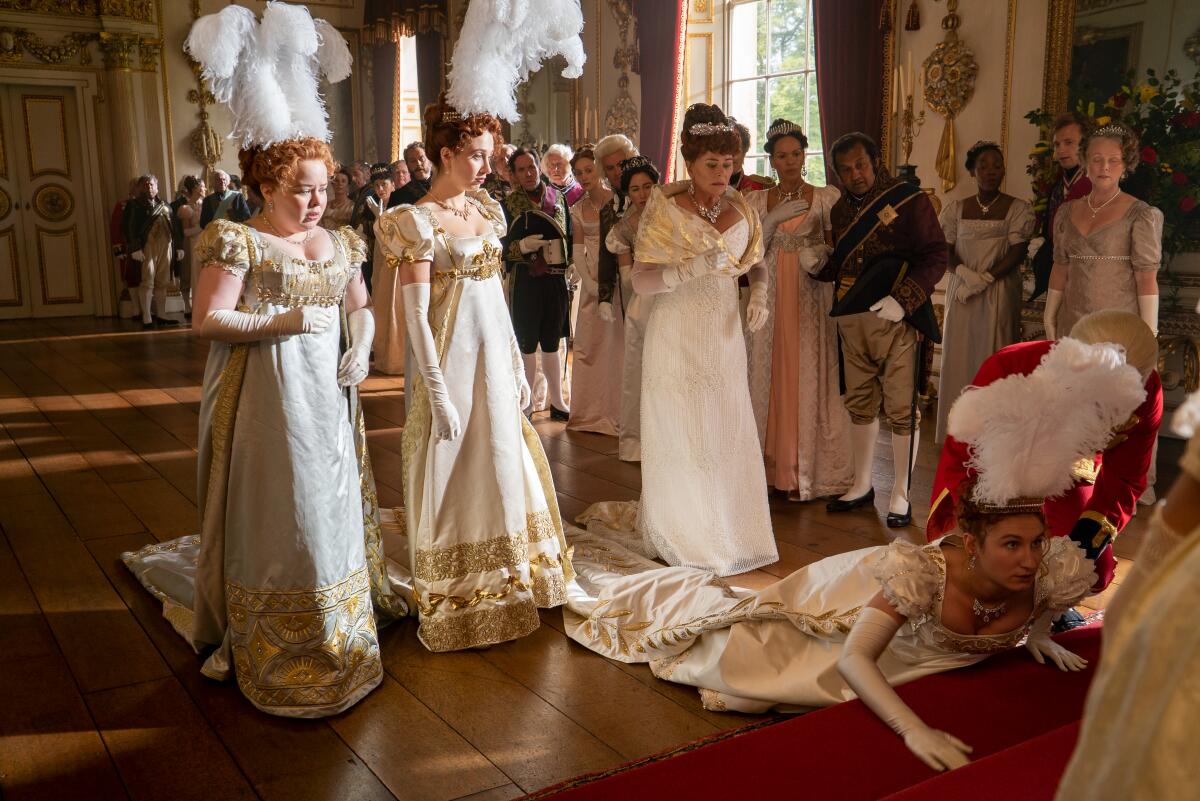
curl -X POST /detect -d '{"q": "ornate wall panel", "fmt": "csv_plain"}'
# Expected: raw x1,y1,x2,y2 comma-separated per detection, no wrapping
0,228,18,307
35,225,81,304
684,32,713,104
22,94,69,177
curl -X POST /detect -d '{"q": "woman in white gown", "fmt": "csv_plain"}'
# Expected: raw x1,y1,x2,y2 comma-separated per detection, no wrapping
375,102,573,652
566,147,623,435
586,104,778,577
605,155,659,462
568,336,1146,771
123,137,406,717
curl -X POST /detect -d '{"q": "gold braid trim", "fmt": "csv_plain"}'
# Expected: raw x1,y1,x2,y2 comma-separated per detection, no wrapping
417,600,541,653
1080,510,1119,550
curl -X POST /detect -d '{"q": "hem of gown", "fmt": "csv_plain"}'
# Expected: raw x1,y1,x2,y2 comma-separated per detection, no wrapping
769,480,854,501
566,418,620,437
241,665,384,719
417,600,542,652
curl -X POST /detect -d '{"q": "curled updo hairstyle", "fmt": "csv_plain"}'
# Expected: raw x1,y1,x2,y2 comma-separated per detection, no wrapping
422,101,505,169
619,155,660,194
569,146,596,171
182,175,203,196
1083,122,1141,173
680,103,742,162
764,118,809,155
953,480,1047,549
238,138,336,195
964,140,1003,172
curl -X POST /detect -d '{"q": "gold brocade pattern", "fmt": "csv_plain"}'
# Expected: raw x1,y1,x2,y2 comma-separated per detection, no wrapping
418,601,542,653
352,385,408,619
699,688,728,712
634,182,764,278
432,240,502,283
413,511,558,582
226,567,382,714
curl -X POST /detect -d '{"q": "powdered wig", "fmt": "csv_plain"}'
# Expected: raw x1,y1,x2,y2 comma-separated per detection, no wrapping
542,143,574,170
594,134,637,164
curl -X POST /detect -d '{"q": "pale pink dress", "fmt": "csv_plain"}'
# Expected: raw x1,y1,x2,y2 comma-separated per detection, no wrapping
746,186,852,499
567,198,624,435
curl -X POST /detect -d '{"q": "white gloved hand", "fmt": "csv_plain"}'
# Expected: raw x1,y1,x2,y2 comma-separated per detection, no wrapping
197,305,335,343
519,235,549,255
870,295,905,323
337,306,375,387
746,283,770,333
1043,288,1063,340
175,249,185,261
762,198,811,241
955,264,991,294
130,250,145,262
402,282,461,441
366,195,384,217
1027,237,1045,260
1024,612,1089,672
797,244,833,277
1138,294,1159,337
663,248,733,288
598,301,615,322
838,607,974,773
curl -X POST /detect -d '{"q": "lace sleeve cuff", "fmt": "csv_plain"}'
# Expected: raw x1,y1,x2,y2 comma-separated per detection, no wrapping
1040,536,1097,612
874,540,940,621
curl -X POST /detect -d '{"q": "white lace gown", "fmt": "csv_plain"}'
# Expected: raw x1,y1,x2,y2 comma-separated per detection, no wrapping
636,215,778,576
563,530,1093,713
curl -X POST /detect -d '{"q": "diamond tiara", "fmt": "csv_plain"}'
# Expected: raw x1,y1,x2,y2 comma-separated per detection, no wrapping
689,122,735,136
766,121,804,140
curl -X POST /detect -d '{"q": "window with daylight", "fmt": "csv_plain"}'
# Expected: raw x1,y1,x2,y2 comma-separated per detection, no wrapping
726,0,824,185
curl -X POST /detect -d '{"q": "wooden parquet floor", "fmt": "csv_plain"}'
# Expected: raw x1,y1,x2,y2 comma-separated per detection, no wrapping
0,316,1173,801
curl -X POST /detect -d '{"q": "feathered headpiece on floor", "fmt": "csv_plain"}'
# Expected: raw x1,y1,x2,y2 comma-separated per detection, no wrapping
447,0,586,121
947,337,1147,514
185,1,352,148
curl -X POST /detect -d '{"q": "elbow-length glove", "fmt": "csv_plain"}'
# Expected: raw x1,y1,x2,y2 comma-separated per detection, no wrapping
197,305,335,343
1043,288,1063,340
1024,611,1089,671
337,306,374,387
661,248,733,289
839,608,973,772
746,282,770,333
401,283,461,441
761,198,810,242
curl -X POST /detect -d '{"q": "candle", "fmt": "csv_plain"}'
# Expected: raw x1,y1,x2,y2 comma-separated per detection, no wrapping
906,50,913,100
575,107,580,144
892,66,899,115
583,96,590,140
594,108,601,139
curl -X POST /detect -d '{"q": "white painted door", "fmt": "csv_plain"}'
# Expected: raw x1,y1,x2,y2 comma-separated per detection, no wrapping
0,84,93,319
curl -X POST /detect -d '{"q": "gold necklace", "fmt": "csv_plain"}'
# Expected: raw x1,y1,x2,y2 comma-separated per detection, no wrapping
975,192,1000,215
777,181,806,203
259,213,313,244
430,193,472,221
1086,189,1121,219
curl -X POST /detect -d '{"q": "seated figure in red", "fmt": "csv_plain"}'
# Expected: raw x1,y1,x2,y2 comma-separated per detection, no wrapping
927,310,1162,592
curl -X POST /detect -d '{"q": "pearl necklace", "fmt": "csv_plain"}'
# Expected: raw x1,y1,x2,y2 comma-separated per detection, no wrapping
972,597,1008,624
259,213,314,244
975,192,1000,216
1086,189,1121,219
689,183,723,225
431,194,472,221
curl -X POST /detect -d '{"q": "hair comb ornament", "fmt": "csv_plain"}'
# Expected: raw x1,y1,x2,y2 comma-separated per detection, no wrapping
689,122,736,136
1093,123,1130,138
767,120,805,140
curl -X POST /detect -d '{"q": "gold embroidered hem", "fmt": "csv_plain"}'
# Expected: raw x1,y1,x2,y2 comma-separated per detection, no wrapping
226,567,383,717
417,600,542,653
414,510,559,582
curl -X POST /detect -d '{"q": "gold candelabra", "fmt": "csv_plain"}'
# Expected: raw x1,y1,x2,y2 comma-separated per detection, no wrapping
898,93,926,167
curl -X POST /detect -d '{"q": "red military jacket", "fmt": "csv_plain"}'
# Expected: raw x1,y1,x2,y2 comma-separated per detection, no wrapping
927,340,1162,545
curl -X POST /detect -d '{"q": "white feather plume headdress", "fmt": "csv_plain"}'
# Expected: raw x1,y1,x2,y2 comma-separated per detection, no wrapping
447,0,586,121
947,338,1147,512
185,1,352,149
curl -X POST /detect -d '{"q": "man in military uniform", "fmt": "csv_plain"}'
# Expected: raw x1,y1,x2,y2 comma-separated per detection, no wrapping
817,132,947,527
502,146,573,419
1029,111,1093,301
731,120,776,194
122,174,179,329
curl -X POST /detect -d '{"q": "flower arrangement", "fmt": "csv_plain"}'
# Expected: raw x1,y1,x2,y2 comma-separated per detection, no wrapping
1026,68,1200,263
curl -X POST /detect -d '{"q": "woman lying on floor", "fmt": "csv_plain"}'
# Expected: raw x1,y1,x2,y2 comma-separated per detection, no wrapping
567,336,1148,771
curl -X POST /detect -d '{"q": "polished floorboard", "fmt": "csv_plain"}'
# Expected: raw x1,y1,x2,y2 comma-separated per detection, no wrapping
0,316,1172,801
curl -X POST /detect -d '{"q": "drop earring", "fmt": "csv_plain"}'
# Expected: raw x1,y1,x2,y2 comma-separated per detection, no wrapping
267,200,275,212
968,554,977,571
802,164,808,177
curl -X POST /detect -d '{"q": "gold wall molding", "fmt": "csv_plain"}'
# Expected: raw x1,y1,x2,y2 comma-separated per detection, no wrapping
0,27,99,66
603,0,638,138
1000,0,1016,174
0,0,152,22
35,225,82,305
684,31,713,104
1041,0,1077,117
182,2,219,172
98,30,136,70
688,0,712,24
0,228,20,306
136,36,159,72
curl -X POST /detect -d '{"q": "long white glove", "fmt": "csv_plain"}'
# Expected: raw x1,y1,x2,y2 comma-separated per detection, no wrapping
838,607,973,772
1027,237,1045,260
519,235,549,255
797,243,833,277
510,335,531,409
366,195,384,217
953,265,992,303
870,295,905,323
761,198,810,242
401,282,461,441
1043,288,1063,340
197,305,335,343
337,306,375,387
175,249,186,261
1024,611,1089,671
1137,294,1159,336
746,282,770,333
130,249,145,262
598,301,615,322
662,248,733,289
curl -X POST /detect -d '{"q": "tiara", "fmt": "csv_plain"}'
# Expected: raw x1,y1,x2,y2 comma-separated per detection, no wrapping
689,122,735,136
620,155,655,172
440,107,464,123
969,139,999,150
1093,123,1129,138
766,120,804,140
971,496,1045,516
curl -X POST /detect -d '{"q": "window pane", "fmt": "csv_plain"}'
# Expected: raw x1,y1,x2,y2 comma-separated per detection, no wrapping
729,79,768,155
729,1,768,79
767,75,807,133
770,0,810,74
745,155,769,179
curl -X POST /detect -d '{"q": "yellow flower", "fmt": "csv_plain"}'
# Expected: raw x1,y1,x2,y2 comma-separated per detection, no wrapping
1095,115,1112,126
1139,84,1159,103
1161,163,1174,174
1030,144,1050,155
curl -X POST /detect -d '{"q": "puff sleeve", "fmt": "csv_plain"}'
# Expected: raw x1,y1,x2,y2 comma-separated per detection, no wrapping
1007,198,1036,245
467,189,508,238
1130,201,1164,273
605,214,634,255
375,205,435,269
334,225,368,276
873,540,942,624
193,219,251,279
1039,536,1097,614
1052,201,1073,265
938,199,960,246
814,185,840,232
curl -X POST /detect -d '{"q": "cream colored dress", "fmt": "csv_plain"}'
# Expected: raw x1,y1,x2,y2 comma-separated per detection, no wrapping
606,209,651,461
370,217,407,375
1053,198,1163,336
122,220,405,718
564,529,1093,713
375,191,574,652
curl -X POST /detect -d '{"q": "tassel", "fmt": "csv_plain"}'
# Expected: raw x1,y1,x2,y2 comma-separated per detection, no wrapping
937,117,957,192
880,0,893,33
905,0,921,31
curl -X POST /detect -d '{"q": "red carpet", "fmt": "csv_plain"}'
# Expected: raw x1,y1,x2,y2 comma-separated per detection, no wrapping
522,627,1100,800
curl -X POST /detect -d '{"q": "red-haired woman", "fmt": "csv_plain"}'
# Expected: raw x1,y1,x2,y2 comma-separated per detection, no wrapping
376,102,573,652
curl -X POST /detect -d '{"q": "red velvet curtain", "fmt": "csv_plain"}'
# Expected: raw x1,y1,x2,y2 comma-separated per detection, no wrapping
813,0,887,178
635,0,687,179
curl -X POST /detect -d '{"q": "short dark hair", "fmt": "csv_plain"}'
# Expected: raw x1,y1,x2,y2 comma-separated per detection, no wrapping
964,141,1003,172
1052,111,1093,138
182,175,203,195
732,120,751,153
403,141,426,157
829,132,880,165
509,146,540,173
